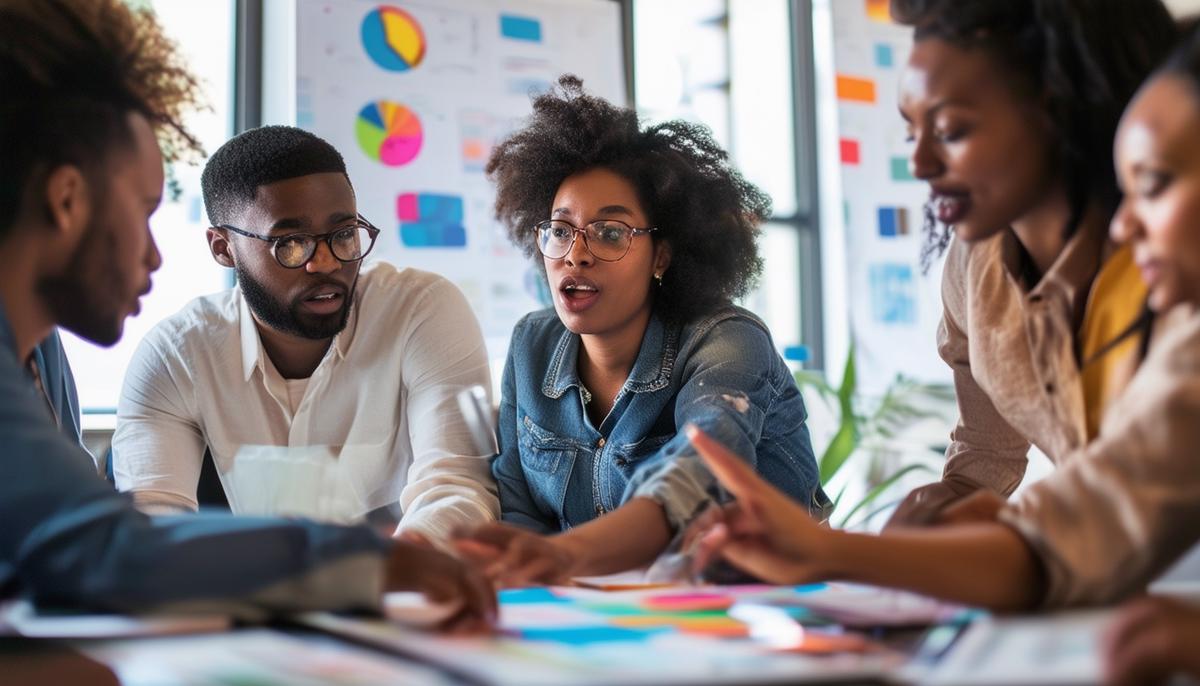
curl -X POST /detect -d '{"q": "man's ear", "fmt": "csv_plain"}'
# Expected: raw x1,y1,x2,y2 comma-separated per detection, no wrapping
42,165,91,248
206,227,235,268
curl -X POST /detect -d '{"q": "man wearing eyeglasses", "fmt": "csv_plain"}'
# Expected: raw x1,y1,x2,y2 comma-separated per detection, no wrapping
111,126,499,544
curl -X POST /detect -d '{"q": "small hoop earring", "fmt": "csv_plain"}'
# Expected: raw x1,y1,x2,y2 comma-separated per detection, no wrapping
654,272,664,286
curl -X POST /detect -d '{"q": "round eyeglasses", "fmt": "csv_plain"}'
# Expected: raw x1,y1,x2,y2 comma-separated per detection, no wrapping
534,219,657,262
219,216,381,269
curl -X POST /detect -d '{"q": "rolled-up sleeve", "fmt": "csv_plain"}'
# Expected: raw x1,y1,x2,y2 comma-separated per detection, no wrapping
999,309,1200,608
626,318,782,532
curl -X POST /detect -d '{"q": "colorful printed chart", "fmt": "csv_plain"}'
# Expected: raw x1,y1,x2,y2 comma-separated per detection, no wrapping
355,100,423,167
396,192,467,248
360,6,426,72
301,583,969,685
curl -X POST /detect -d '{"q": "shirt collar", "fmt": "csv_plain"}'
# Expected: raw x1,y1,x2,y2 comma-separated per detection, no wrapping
1000,217,1109,319
542,310,675,399
236,286,361,382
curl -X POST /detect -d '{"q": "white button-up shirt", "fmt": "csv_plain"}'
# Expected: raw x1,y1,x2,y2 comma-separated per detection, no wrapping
112,262,499,541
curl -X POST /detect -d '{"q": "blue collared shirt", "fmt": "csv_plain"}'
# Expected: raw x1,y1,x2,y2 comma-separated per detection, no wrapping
0,305,389,616
494,305,832,534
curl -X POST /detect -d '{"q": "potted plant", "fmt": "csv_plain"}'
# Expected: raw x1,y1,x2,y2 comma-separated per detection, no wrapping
794,344,954,529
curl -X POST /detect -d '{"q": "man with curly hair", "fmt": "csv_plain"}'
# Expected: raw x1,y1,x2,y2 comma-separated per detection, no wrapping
454,77,830,583
0,0,493,624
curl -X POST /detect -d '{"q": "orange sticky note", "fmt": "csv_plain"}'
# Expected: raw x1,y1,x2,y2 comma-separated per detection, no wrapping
866,0,890,23
837,75,877,103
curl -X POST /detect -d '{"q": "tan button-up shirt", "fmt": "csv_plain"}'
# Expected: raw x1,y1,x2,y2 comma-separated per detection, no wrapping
937,220,1113,495
1001,303,1200,607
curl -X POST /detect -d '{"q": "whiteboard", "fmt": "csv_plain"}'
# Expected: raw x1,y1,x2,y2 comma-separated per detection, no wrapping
287,0,627,363
827,1,949,392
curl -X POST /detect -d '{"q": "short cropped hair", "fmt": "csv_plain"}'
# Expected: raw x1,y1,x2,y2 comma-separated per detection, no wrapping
487,75,770,323
201,125,350,226
0,0,203,236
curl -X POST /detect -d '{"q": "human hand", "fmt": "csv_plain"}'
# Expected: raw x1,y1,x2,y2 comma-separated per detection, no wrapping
384,539,497,633
936,489,1005,525
1103,595,1200,685
884,481,969,529
452,522,579,587
686,424,833,584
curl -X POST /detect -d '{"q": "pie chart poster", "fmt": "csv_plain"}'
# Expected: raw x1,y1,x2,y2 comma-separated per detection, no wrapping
297,0,626,352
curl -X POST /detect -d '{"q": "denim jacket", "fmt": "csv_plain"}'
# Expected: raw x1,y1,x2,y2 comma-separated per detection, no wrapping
493,305,831,534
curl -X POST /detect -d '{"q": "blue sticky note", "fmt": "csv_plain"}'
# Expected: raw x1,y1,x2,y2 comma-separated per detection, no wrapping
499,587,567,604
418,193,464,222
878,207,898,237
874,43,894,68
518,626,666,645
500,14,542,42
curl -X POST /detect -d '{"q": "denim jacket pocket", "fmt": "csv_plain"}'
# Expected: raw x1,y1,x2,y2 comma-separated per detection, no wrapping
612,433,674,475
519,415,579,473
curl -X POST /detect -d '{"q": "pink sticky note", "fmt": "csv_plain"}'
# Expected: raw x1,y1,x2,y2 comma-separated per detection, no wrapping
642,593,734,612
396,193,420,221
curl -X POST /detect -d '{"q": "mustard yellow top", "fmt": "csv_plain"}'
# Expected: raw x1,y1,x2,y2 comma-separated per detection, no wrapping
1078,244,1146,440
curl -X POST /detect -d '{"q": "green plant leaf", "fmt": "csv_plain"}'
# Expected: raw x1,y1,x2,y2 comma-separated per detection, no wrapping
836,463,935,529
830,483,847,513
836,342,857,418
844,496,908,531
818,421,859,484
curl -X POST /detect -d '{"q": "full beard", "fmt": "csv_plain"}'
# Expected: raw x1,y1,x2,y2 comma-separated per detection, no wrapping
37,217,127,347
236,264,353,341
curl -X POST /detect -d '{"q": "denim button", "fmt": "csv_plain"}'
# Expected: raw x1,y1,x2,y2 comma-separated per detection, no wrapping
597,437,606,448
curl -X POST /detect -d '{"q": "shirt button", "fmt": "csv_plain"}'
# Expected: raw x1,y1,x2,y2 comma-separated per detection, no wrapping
597,438,606,448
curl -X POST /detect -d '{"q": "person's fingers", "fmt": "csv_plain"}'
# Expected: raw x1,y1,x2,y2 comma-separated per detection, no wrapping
453,539,504,568
717,537,810,585
1104,627,1173,686
722,500,768,538
1103,599,1158,655
453,522,521,548
681,503,723,552
441,613,493,636
501,555,563,587
937,490,1005,525
692,522,731,573
485,534,544,580
457,564,498,623
687,424,765,500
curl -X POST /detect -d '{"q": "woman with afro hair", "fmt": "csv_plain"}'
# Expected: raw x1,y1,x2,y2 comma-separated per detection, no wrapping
453,76,830,584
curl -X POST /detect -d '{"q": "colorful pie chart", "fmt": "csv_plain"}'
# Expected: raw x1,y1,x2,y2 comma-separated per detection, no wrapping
361,6,426,72
356,101,423,167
